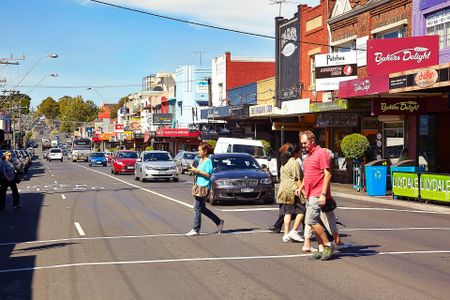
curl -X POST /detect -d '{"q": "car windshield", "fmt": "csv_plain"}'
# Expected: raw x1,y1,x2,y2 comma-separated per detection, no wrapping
232,145,265,158
118,152,138,159
91,153,105,157
143,152,172,162
183,153,196,159
213,156,260,171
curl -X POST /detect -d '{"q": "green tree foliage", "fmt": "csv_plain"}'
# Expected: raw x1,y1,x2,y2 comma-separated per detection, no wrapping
145,145,154,151
205,140,217,149
58,96,98,133
341,133,369,160
0,94,31,115
36,97,59,120
110,96,128,119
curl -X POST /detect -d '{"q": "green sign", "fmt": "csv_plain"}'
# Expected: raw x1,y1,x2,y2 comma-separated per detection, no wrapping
420,173,450,203
309,99,348,112
392,172,419,198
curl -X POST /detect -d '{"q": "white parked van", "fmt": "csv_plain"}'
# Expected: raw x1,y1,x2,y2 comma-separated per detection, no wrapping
214,137,278,178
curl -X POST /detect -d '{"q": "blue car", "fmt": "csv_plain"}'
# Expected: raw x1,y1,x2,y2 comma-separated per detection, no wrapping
88,152,107,167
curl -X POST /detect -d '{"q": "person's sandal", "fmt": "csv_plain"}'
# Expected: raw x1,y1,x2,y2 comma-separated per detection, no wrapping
302,246,318,253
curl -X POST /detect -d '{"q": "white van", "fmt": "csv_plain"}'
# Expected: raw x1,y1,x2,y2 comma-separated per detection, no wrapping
214,137,278,178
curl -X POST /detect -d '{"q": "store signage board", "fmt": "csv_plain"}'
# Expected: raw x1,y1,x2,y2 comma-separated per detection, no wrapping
338,74,389,98
310,99,348,112
315,52,357,91
389,63,450,93
372,99,426,115
153,113,173,125
249,104,277,117
420,173,450,203
317,112,358,128
367,36,439,75
392,172,420,198
281,98,310,114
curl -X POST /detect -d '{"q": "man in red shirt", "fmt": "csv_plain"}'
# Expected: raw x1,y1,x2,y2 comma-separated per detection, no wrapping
297,130,333,261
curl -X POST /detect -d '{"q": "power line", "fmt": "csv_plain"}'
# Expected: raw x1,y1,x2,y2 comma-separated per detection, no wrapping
89,0,365,52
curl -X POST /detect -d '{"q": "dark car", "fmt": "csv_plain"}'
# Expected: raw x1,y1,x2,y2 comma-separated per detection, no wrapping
208,153,274,205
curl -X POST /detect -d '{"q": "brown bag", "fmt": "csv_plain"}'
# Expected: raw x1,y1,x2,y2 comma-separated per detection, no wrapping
192,184,208,197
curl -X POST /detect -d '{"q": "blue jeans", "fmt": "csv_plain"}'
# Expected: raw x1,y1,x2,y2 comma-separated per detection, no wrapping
193,194,220,232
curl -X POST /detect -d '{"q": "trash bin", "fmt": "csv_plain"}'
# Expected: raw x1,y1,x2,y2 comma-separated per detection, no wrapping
365,159,388,196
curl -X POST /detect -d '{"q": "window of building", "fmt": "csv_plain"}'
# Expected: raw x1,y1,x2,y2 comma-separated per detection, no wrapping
332,41,356,53
375,28,405,39
426,9,450,49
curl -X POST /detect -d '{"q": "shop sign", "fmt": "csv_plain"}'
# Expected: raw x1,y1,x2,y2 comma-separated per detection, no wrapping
392,172,419,198
389,63,450,93
249,104,274,117
420,173,450,202
315,52,357,91
129,118,141,130
98,110,111,119
338,74,389,98
281,98,310,114
115,123,124,133
316,112,358,128
372,99,426,115
152,113,173,125
207,106,231,118
230,104,249,119
156,128,201,138
367,36,439,76
310,99,348,112
196,81,209,94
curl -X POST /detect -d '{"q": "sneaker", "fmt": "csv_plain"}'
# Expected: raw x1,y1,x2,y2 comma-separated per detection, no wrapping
320,246,334,261
265,225,281,233
185,229,199,236
309,251,322,260
217,220,224,234
336,242,352,251
282,235,292,243
302,246,318,253
288,230,304,242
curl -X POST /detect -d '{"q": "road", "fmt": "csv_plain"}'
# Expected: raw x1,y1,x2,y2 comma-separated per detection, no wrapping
1,156,450,299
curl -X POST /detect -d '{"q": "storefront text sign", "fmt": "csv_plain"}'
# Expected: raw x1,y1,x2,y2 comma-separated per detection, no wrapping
372,99,426,115
367,36,439,75
207,106,231,119
389,63,450,93
114,123,124,133
281,98,310,114
420,173,450,202
338,74,389,98
315,52,357,91
309,99,348,112
249,104,275,117
230,104,249,119
152,113,173,125
392,172,419,198
156,128,201,138
317,112,358,127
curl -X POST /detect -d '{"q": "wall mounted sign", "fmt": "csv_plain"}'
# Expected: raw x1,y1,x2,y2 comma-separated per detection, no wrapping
338,74,389,98
152,113,173,125
230,104,249,119
372,99,426,115
367,36,439,75
309,99,348,112
249,104,276,117
315,51,357,91
316,112,358,127
281,98,310,114
389,63,450,93
207,106,231,119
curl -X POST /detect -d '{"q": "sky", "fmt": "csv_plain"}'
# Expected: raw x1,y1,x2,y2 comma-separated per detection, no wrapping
0,0,318,109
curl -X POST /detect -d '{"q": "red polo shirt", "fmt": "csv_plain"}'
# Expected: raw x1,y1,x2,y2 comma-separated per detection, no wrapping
303,145,331,199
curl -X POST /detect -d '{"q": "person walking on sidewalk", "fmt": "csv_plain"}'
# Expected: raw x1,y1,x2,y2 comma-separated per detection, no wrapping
276,143,305,243
185,142,224,236
0,151,21,211
297,131,334,260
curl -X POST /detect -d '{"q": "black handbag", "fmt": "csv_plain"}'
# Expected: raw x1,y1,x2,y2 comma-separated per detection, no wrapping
321,197,337,212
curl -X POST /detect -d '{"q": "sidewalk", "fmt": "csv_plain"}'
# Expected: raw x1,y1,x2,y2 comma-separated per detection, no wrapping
331,182,450,215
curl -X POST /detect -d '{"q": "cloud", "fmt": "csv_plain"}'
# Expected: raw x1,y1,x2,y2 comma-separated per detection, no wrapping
86,0,319,36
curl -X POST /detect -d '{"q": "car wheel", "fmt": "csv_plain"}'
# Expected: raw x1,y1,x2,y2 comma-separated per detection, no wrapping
134,171,139,181
209,188,217,205
111,168,114,174
172,177,179,182
89,163,92,167
140,174,145,182
263,197,274,205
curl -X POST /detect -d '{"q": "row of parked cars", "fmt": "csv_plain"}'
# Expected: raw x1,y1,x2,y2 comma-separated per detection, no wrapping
87,149,274,205
0,149,34,175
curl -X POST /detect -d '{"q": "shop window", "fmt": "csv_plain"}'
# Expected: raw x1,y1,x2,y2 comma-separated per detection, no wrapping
426,8,450,49
374,28,405,39
383,122,404,164
332,41,356,53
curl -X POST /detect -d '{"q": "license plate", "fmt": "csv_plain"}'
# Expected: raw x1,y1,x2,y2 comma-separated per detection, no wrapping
96,161,102,164
127,166,134,170
241,188,254,193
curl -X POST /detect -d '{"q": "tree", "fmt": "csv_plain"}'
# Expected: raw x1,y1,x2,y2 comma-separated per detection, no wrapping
58,95,98,133
36,97,59,120
0,93,31,114
110,96,128,119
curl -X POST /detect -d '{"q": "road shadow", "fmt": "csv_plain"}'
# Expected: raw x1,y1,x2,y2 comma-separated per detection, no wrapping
330,244,381,261
12,242,79,254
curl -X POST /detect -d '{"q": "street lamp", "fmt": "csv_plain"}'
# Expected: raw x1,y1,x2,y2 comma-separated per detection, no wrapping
87,87,107,103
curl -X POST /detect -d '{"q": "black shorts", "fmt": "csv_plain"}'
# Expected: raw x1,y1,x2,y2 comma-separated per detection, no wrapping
280,200,306,215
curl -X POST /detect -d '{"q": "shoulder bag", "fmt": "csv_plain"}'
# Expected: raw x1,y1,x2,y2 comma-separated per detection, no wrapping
321,197,337,212
192,174,208,197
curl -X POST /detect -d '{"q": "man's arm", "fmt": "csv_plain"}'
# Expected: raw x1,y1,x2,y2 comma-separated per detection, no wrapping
318,168,332,205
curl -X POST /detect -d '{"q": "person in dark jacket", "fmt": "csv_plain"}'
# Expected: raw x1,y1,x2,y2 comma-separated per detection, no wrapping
0,151,21,211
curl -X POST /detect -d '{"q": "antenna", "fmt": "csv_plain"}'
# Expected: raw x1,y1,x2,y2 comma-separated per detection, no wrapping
269,0,297,17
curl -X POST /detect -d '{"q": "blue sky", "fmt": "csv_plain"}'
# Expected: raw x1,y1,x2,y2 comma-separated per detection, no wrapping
0,0,316,108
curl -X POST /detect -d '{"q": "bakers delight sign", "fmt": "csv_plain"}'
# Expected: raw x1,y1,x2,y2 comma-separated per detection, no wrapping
367,36,439,75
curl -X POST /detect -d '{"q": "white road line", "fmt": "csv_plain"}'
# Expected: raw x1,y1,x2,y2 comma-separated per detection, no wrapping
74,222,86,236
73,163,193,209
54,181,58,184
2,250,450,274
36,188,40,192
51,174,54,177
338,206,449,215
61,194,66,200
2,227,450,248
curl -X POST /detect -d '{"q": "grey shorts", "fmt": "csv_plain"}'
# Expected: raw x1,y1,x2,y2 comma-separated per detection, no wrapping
305,196,321,225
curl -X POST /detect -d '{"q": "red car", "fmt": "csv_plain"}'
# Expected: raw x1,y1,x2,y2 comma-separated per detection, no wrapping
111,150,139,174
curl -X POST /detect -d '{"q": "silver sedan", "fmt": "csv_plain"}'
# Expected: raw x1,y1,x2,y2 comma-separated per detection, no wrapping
134,151,179,182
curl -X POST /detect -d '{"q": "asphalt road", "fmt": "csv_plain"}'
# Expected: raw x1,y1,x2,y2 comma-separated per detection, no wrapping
1,155,450,299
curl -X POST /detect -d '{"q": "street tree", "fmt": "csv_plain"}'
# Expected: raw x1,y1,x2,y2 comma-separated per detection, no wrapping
36,97,59,120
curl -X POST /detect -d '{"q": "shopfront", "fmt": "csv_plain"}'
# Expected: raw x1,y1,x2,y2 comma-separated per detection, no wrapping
154,128,201,155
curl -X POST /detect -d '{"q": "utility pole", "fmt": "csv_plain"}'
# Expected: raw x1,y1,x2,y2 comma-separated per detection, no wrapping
0,55,25,65
194,51,204,66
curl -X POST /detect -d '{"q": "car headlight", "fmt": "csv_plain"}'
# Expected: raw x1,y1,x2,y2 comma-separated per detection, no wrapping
117,161,124,165
215,179,233,186
260,178,272,184
170,166,177,170
145,166,153,170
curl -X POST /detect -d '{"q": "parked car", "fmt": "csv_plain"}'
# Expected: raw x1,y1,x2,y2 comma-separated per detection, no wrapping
111,150,139,174
134,151,178,182
208,153,274,205
48,148,63,162
174,151,196,174
13,150,27,173
89,152,108,167
20,150,32,169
